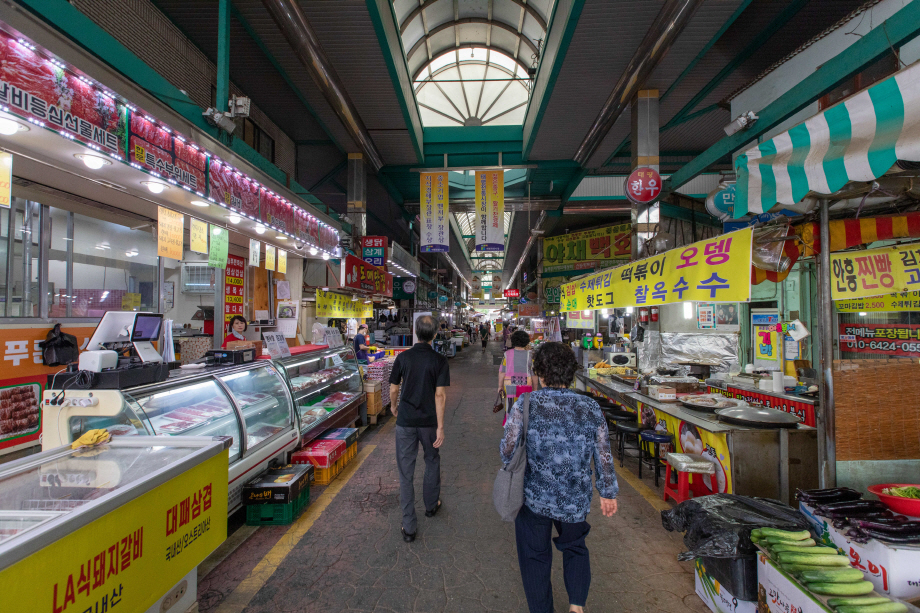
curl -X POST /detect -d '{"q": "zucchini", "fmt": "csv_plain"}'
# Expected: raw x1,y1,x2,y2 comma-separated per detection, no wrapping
798,568,864,583
761,528,811,540
776,552,851,566
781,564,850,575
751,528,763,538
767,537,818,547
827,597,893,607
771,544,831,554
836,603,907,613
806,581,874,596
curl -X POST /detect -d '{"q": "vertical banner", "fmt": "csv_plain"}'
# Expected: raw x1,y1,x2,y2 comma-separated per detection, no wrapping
224,255,245,324
420,172,448,252
0,152,11,208
278,249,287,274
265,245,276,271
157,207,184,260
190,218,208,254
207,226,228,269
249,239,261,267
475,170,504,251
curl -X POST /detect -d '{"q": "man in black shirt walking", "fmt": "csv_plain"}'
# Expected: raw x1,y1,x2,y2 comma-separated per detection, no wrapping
388,315,450,542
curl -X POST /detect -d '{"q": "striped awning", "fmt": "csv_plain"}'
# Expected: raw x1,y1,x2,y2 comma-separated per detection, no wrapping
734,61,920,218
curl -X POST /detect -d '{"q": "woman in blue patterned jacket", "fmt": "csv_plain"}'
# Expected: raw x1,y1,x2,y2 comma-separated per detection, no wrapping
500,341,619,613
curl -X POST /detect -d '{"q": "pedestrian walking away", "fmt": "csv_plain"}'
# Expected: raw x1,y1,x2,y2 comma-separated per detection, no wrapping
500,342,619,613
389,315,450,542
498,329,533,423
479,322,490,351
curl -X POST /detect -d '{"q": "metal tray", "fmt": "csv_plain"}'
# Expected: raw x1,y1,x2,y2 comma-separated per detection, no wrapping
714,406,802,429
679,397,745,413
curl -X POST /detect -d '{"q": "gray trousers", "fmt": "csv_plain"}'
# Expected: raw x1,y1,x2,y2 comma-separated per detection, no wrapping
395,425,441,534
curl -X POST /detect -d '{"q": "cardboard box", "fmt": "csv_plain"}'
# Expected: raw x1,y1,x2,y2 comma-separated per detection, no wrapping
648,385,677,401
364,380,382,393
757,552,831,613
694,559,757,613
226,340,258,351
241,463,313,505
319,427,358,447
292,439,346,468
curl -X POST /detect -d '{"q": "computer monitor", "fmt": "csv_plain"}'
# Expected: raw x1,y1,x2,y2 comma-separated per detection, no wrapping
131,313,162,342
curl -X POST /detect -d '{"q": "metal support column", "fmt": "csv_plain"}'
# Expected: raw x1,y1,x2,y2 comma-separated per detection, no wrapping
347,153,367,238
630,90,659,261
21,200,33,317
817,199,836,487
38,204,50,319
213,267,225,349
66,211,74,318
216,0,231,115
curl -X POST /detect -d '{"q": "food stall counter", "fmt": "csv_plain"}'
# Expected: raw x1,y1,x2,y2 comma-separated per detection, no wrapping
708,378,818,427
257,344,331,359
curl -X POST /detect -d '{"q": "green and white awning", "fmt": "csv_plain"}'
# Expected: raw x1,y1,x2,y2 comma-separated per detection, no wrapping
734,61,920,219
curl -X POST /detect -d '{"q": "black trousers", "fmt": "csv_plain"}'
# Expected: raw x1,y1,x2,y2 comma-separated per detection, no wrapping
515,504,591,613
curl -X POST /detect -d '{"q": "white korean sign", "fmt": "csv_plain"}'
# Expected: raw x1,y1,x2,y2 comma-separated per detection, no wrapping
475,170,504,252
420,172,448,253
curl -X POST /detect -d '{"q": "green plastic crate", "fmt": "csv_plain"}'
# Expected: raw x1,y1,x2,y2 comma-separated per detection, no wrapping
245,483,311,526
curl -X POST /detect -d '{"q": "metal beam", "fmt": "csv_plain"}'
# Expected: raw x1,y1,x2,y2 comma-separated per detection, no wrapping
399,0,546,34
664,1,920,196
309,160,348,192
406,17,539,62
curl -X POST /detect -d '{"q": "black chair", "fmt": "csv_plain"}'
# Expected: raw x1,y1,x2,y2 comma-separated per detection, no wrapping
639,430,675,487
603,409,636,446
574,390,595,397
615,421,648,467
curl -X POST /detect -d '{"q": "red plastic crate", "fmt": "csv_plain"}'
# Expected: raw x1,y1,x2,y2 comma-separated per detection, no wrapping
292,439,346,468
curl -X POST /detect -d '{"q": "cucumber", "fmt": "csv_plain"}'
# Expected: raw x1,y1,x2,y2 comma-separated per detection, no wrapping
751,528,763,538
767,536,818,546
798,568,864,583
835,604,907,613
771,544,833,554
776,552,851,566
828,597,893,607
781,564,852,574
761,528,811,540
806,581,874,596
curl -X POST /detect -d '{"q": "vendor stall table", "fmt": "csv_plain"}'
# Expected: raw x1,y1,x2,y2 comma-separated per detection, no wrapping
708,380,817,427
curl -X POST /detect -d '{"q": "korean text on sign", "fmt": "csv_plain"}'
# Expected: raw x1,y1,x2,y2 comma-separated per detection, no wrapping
831,243,920,301
419,173,448,253
559,228,753,312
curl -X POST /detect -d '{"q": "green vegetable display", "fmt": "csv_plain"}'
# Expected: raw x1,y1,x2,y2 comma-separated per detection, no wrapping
835,603,907,613
797,568,864,583
761,528,811,540
805,580,875,596
781,564,850,574
776,552,852,566
770,543,830,554
827,597,895,607
767,537,817,547
882,486,920,499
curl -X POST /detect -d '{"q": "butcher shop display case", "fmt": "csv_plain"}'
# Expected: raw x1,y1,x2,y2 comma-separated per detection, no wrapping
273,345,364,445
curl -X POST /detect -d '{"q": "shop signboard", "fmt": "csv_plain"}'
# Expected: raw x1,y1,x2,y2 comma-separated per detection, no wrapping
560,228,753,312
836,290,920,312
208,159,260,219
625,167,662,204
503,289,519,298
542,223,631,273
566,311,595,329
0,31,126,157
292,208,311,244
223,255,245,325
265,245,276,272
190,218,208,255
156,207,183,260
340,254,392,295
248,239,260,267
277,249,287,274
709,386,816,427
0,451,228,613
130,113,207,192
0,151,11,208
475,170,504,251
207,226,228,269
420,172,448,253
259,189,293,234
839,323,920,357
831,243,920,301
393,277,416,300
518,303,540,317
360,236,387,266
315,290,372,318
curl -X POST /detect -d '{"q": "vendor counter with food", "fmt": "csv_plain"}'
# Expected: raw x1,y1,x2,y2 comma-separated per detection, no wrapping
577,372,819,501
707,376,818,427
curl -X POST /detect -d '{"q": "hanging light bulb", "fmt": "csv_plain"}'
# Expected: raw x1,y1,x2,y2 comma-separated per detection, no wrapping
75,153,111,170
228,214,241,224
142,181,167,194
254,225,266,234
309,247,318,256
0,117,27,135
322,252,330,260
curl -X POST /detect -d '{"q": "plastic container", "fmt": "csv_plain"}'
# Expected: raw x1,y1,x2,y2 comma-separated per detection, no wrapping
868,483,920,516
245,482,311,525
700,555,758,602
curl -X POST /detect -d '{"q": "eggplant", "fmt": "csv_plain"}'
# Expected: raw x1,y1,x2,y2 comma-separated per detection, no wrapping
860,528,920,544
817,508,893,520
796,487,863,504
815,499,887,512
851,519,920,534
847,515,909,526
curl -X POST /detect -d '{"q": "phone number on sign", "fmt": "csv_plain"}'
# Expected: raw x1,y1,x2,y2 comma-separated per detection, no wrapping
844,339,920,354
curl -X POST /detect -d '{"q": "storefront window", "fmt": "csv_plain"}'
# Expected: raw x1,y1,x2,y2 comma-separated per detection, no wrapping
0,199,40,317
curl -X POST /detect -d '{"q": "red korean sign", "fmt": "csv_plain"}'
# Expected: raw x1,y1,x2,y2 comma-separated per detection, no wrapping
709,386,816,428
503,289,520,298
838,323,920,358
209,159,260,219
224,255,245,325
625,167,662,204
360,236,387,267
129,114,206,192
340,254,392,296
260,189,293,234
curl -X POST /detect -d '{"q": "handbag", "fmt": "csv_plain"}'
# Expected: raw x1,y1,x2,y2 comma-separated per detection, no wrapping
493,393,530,522
38,323,79,367
492,388,505,413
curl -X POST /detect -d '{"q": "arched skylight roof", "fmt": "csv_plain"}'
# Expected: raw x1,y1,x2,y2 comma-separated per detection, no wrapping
415,48,530,127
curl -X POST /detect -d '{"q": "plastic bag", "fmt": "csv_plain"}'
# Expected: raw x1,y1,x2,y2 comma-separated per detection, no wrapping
661,494,811,561
38,323,79,367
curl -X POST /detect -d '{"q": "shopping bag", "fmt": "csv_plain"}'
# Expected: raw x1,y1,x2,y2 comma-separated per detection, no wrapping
493,393,529,522
38,323,79,366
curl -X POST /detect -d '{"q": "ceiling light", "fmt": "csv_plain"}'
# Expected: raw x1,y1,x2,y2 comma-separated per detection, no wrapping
254,225,266,234
212,227,222,236
142,181,168,194
309,247,318,255
228,214,241,224
0,117,28,135
322,252,330,260
276,235,286,240
190,200,209,207
321,287,329,291
75,153,111,170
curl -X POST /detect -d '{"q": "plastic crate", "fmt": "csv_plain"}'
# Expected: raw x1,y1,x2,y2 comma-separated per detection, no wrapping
700,555,757,602
312,442,358,485
245,482,311,526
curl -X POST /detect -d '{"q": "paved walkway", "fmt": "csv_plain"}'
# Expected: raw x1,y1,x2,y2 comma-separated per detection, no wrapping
199,341,708,613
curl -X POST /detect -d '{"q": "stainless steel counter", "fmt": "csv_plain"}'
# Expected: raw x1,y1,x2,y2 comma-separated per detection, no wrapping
710,378,817,406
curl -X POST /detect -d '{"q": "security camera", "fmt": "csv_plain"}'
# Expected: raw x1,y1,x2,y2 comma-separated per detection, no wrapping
202,108,237,134
295,242,304,250
724,111,758,137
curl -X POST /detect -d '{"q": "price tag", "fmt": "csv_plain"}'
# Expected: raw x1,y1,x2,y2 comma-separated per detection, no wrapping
331,354,343,366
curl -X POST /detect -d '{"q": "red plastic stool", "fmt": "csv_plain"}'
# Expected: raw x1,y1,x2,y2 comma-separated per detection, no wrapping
663,463,718,503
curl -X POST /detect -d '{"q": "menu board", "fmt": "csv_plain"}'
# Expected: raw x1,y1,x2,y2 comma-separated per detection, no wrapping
190,218,208,254
156,207,183,260
224,255,245,324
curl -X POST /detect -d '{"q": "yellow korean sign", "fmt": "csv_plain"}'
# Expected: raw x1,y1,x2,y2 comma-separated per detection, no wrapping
560,228,753,312
189,218,208,254
315,289,372,318
157,207,184,260
0,151,12,208
0,449,228,613
265,245,276,272
277,249,287,274
543,223,631,273
474,170,504,251
831,244,920,300
836,290,920,312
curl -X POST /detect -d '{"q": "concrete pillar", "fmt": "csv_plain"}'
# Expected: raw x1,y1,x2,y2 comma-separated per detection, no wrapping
630,89,659,260
347,153,367,238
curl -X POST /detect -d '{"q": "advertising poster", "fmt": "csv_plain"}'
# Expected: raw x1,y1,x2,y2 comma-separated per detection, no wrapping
831,243,920,301
754,327,778,361
208,159,260,219
542,223,631,274
207,226,228,269
697,303,715,329
715,303,741,329
645,405,731,493
340,254,392,295
277,249,287,274
315,290,373,318
839,322,920,357
475,170,504,251
156,207,183,260
260,190,293,235
265,245,276,272
224,255,244,325
130,113,206,192
248,238,260,267
420,172,448,253
0,151,11,208
560,228,753,312
190,218,208,255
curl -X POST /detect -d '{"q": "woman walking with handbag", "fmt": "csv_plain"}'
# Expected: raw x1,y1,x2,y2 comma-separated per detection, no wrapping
496,330,533,422
499,342,619,613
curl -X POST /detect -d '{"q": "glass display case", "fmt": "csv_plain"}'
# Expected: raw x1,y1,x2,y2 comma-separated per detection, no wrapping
274,346,364,440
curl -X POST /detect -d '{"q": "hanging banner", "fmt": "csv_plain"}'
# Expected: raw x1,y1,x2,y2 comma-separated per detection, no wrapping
208,159,260,219
836,291,920,312
265,245,276,272
543,223,632,273
130,113,206,192
560,228,753,312
315,290,373,318
207,225,228,269
839,323,920,357
248,239,260,267
420,172,448,253
360,236,387,266
475,170,504,251
156,207,184,260
278,249,287,274
340,254,393,295
224,255,245,324
830,244,920,301
260,189,293,234
190,218,208,254
0,151,11,209
566,311,595,329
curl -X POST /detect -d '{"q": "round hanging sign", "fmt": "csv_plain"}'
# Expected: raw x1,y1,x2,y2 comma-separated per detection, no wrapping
624,167,662,204
402,279,416,294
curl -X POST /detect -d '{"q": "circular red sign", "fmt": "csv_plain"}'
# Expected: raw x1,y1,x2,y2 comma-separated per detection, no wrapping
624,167,662,204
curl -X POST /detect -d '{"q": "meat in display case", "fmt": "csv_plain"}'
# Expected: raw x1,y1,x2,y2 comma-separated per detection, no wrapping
273,345,364,445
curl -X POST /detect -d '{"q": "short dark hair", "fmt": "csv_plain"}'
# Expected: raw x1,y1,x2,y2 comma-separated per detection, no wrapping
532,342,578,387
415,315,438,342
510,330,530,348
229,315,248,331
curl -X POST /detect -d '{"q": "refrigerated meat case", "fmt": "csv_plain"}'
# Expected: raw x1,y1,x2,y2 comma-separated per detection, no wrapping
271,345,365,446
